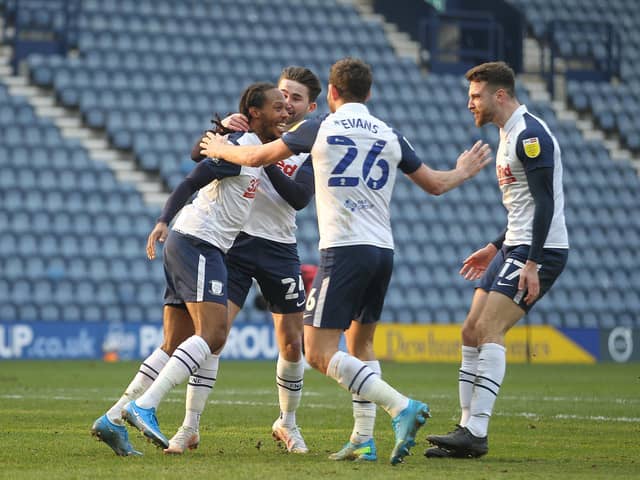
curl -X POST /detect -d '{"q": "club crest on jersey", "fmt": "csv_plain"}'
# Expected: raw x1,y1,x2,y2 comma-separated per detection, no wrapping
522,137,541,158
209,280,223,296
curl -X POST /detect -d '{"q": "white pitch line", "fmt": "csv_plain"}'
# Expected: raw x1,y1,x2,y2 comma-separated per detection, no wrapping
2,393,638,423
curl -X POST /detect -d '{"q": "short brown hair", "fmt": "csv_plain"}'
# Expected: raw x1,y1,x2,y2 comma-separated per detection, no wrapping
329,57,372,103
465,61,516,97
279,66,322,103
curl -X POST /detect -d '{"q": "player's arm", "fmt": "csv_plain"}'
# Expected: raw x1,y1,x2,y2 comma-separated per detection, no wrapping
191,113,250,162
200,134,293,167
459,228,505,281
264,157,315,210
524,168,554,263
146,159,240,259
490,228,507,250
517,130,556,303
397,133,492,194
191,130,215,162
199,117,322,167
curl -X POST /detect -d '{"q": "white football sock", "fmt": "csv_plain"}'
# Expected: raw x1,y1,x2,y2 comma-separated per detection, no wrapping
459,345,479,427
350,360,380,444
275,355,304,428
466,343,506,438
106,348,169,425
136,335,211,409
183,353,219,431
326,351,408,418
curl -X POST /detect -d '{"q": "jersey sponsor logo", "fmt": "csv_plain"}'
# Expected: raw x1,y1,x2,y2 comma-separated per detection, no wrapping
523,137,541,158
209,280,223,296
275,160,299,177
344,198,373,212
242,178,260,198
497,163,516,185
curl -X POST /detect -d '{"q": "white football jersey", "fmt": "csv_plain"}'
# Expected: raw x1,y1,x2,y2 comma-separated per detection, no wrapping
282,103,421,250
242,153,310,243
172,133,262,253
497,105,569,249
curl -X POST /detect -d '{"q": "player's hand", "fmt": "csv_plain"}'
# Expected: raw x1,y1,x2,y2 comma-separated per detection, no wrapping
199,131,226,158
518,260,540,305
222,113,250,132
146,222,169,260
459,243,498,280
456,140,493,180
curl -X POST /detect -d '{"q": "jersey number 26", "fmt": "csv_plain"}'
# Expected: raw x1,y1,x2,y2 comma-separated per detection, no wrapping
327,135,389,190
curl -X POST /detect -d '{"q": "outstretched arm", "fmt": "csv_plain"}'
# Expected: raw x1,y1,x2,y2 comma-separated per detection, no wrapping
407,140,492,195
200,132,293,167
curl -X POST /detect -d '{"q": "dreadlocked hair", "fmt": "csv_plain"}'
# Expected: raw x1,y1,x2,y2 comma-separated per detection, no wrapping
210,113,233,135
210,81,278,135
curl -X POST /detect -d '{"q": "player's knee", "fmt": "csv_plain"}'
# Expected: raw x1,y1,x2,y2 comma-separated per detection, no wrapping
304,350,327,374
348,342,374,360
280,339,303,361
160,342,178,355
200,325,229,353
474,317,497,345
461,323,477,345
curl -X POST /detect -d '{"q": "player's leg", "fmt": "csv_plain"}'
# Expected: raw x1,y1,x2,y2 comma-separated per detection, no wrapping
164,235,269,454
270,311,307,452
250,238,308,452
165,290,246,454
428,292,523,457
329,321,379,461
426,247,507,458
305,246,429,465
91,305,193,456
468,248,566,454
425,289,487,458
459,289,488,425
123,232,227,449
305,324,428,465
429,246,568,458
126,301,225,448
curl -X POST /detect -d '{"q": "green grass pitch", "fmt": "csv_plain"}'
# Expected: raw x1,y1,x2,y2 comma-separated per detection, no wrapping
0,360,638,479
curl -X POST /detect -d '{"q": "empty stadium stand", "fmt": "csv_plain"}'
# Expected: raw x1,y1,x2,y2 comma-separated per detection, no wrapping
0,0,638,328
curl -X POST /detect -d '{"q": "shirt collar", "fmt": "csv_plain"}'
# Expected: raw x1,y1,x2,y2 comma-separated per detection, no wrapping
335,102,370,115
503,104,528,134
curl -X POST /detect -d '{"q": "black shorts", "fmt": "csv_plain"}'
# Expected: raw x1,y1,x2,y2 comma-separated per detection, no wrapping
163,230,227,306
478,244,568,312
304,245,394,329
226,232,305,314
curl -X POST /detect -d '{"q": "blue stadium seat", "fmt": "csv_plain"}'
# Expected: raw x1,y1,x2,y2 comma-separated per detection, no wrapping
0,303,18,322
0,0,638,331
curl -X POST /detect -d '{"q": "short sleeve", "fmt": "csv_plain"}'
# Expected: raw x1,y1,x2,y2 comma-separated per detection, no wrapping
281,116,326,154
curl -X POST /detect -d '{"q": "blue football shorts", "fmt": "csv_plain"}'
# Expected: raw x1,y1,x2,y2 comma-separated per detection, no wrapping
304,244,394,329
478,244,568,312
163,230,228,306
226,232,305,314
